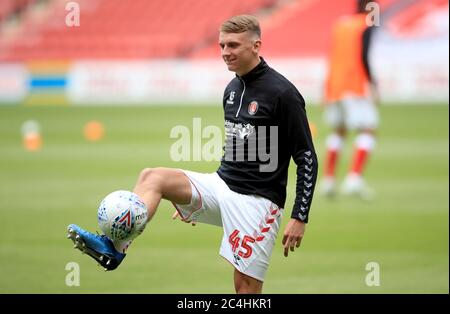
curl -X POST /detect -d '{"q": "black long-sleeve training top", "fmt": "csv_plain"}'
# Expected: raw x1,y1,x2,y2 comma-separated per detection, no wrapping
216,58,318,223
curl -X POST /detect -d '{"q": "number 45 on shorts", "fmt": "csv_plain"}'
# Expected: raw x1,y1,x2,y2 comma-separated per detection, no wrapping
229,229,255,258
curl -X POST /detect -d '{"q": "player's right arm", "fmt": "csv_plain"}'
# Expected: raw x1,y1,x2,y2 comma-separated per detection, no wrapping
362,26,380,105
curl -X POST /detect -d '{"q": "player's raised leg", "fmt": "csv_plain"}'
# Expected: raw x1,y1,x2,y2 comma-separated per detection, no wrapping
67,167,192,271
133,167,192,222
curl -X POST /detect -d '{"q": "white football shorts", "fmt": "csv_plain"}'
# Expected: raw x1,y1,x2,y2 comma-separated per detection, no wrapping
172,170,284,282
324,96,379,130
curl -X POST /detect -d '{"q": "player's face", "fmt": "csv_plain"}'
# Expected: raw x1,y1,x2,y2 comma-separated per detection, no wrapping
219,31,261,76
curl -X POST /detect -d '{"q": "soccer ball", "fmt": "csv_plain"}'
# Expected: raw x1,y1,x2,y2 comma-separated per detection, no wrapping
97,190,148,241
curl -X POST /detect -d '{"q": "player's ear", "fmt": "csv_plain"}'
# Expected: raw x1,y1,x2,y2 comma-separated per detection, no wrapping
253,39,262,53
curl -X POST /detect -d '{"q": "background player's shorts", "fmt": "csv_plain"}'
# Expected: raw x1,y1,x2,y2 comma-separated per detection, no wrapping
172,170,283,282
324,97,379,130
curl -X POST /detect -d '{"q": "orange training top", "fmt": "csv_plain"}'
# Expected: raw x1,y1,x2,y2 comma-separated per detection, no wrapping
325,13,370,103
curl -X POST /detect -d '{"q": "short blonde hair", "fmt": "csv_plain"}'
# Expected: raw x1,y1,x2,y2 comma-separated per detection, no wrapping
220,15,261,39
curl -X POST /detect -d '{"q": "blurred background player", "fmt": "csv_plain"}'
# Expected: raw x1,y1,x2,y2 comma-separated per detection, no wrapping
320,0,379,199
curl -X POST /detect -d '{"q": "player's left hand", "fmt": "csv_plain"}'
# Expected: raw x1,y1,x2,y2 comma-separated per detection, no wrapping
172,211,196,226
282,219,306,257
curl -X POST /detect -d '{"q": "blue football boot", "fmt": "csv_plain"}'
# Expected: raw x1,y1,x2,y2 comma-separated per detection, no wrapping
67,224,126,271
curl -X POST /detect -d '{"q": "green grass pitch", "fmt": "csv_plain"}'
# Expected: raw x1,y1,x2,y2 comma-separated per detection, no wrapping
0,104,448,293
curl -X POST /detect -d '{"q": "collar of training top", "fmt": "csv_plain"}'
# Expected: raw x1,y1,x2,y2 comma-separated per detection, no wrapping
236,57,270,82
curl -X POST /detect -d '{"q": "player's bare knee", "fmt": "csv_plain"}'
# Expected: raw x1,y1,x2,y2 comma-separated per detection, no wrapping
137,168,152,183
234,279,246,294
235,282,261,294
137,168,163,191
360,129,376,136
234,271,262,294
336,127,347,137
